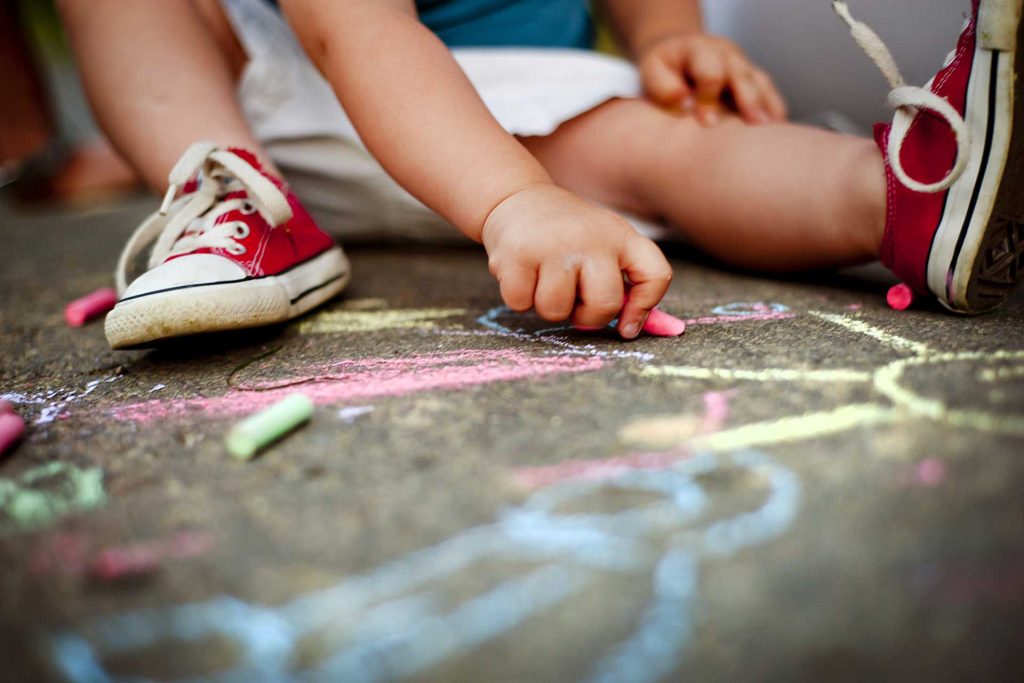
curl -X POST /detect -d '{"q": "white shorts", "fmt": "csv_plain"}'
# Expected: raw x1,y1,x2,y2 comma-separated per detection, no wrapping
221,0,663,243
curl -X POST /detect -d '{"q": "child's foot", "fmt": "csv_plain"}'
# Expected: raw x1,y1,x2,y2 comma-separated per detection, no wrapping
836,0,1024,313
105,143,349,349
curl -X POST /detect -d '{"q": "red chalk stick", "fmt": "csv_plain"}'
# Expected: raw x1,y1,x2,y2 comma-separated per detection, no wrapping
0,413,25,456
643,307,687,337
886,283,915,311
65,287,118,327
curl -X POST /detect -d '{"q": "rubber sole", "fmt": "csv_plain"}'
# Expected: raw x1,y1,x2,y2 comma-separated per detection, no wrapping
930,0,1024,313
104,247,350,349
963,0,1024,310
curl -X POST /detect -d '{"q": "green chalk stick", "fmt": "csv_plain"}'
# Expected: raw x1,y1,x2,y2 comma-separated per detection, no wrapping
226,394,314,460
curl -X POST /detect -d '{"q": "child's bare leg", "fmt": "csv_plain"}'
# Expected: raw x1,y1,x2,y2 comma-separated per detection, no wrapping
57,0,264,191
522,99,886,272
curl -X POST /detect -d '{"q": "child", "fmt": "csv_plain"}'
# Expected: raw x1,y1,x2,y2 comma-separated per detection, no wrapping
56,0,1022,349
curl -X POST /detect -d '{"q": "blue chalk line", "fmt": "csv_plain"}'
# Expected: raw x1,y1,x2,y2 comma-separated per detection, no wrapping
47,450,801,682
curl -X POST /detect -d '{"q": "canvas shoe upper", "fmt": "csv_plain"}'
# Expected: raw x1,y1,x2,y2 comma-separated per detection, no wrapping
836,0,1024,312
105,142,349,348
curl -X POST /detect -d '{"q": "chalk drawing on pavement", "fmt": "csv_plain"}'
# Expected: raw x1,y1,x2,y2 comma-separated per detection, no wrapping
47,449,800,683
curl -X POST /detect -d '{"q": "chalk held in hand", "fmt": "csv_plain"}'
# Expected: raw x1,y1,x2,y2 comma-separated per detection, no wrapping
65,287,118,327
226,394,314,460
642,307,686,337
0,413,26,457
886,283,916,311
620,291,686,337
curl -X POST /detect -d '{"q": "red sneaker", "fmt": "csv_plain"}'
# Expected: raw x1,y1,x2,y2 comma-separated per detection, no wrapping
836,0,1024,313
104,143,349,348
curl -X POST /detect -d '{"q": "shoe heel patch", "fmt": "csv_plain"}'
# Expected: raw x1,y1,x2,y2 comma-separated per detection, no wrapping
980,0,1023,50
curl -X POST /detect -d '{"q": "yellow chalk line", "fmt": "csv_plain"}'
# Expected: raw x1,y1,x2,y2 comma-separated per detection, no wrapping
810,312,932,356
339,297,391,311
979,365,1024,382
298,308,466,334
874,349,1024,437
619,403,897,451
691,403,898,451
640,365,872,383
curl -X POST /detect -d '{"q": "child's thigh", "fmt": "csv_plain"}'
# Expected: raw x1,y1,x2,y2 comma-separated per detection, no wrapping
520,97,732,217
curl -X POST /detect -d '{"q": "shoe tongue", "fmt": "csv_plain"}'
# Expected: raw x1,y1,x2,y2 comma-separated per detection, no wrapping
223,147,285,192
226,148,262,172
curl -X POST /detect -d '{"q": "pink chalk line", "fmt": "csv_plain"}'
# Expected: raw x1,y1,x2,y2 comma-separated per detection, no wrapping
108,350,605,423
31,531,215,579
90,531,215,580
910,457,946,487
513,390,736,489
700,389,735,433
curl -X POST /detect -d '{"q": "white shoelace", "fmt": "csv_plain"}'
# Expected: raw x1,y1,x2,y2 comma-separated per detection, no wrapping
115,142,293,295
833,1,971,193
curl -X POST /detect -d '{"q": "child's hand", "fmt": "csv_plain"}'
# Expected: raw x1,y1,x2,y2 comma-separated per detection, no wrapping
637,33,787,126
481,184,673,339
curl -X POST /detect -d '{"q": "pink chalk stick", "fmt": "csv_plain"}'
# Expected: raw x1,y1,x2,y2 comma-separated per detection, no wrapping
0,400,14,415
0,413,26,456
65,287,118,327
620,292,685,337
643,307,686,337
886,283,915,311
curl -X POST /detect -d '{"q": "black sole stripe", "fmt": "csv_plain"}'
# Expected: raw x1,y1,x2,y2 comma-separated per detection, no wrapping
289,273,348,305
947,50,1001,299
116,249,338,304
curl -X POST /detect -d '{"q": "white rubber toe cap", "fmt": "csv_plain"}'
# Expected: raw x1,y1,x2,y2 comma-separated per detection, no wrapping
122,254,249,300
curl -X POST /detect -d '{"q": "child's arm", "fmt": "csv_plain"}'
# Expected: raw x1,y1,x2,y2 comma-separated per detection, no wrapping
281,0,672,338
603,0,787,125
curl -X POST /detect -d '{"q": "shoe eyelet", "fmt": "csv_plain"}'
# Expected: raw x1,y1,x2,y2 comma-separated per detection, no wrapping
241,202,256,215
233,223,251,239
227,243,247,256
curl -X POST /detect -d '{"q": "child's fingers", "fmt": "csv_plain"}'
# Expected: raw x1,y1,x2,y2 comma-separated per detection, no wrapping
751,69,788,121
571,259,625,331
687,49,727,125
618,237,674,339
534,262,579,322
497,264,538,313
727,63,768,124
642,52,692,110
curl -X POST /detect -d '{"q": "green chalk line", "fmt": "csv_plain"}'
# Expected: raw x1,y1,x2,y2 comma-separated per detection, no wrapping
0,462,106,534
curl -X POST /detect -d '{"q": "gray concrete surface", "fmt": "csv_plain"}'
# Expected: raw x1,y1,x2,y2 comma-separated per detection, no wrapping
1,198,1022,681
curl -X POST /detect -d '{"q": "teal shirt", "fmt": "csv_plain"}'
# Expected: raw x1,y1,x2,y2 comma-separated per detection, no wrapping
417,0,593,49
267,0,593,49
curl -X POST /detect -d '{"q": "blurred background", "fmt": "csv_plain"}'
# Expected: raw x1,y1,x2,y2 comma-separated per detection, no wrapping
703,0,967,133
0,0,141,206
1,0,967,208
